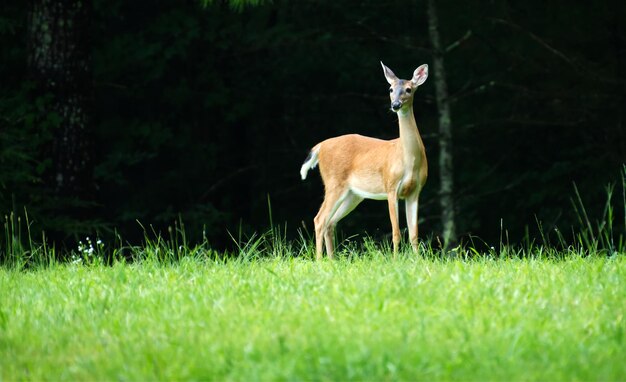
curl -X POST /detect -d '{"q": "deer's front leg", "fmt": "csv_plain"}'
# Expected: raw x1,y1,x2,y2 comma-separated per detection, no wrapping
405,194,419,252
387,192,401,254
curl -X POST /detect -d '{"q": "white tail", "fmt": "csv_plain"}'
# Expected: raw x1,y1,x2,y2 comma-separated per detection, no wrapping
300,144,320,180
301,62,429,260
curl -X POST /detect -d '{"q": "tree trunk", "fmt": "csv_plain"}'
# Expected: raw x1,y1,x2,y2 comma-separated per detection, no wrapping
28,0,93,198
427,0,457,248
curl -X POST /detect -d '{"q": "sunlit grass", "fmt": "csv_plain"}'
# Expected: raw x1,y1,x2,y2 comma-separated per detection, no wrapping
1,252,625,381
1,166,626,380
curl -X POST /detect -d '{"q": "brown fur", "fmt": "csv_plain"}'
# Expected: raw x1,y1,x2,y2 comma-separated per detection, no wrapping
306,63,429,259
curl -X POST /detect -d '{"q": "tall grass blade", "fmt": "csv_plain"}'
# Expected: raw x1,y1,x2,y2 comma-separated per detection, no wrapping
572,182,595,249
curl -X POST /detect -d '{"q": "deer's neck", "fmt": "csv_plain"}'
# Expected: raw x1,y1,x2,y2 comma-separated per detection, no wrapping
397,106,425,171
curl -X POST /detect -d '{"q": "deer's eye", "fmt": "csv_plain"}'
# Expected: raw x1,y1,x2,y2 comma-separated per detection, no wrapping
389,88,393,93
405,88,412,94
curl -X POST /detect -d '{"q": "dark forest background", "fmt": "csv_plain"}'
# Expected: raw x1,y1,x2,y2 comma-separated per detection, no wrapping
1,0,624,251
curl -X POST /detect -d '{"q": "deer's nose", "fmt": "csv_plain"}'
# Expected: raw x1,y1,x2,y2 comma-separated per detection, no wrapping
391,101,402,111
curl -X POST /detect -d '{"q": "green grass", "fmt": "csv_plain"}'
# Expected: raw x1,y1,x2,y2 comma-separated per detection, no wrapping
1,166,624,380
1,252,625,381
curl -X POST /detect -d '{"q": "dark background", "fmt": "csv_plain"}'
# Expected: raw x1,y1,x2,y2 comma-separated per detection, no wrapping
1,0,625,251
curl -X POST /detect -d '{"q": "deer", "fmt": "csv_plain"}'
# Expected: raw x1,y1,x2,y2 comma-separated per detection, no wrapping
300,62,429,260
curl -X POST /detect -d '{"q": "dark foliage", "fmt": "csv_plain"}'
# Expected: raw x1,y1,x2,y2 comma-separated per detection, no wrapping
1,0,624,250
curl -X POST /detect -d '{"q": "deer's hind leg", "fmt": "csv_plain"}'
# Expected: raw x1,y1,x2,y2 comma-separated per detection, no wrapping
313,188,344,260
324,191,363,259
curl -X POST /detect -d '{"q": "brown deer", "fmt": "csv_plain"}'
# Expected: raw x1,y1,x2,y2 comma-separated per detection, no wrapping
301,62,428,260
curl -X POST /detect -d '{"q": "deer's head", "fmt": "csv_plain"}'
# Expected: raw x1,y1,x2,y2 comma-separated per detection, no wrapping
381,62,428,113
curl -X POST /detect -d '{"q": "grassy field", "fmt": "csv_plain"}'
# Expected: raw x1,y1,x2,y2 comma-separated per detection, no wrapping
1,250,625,381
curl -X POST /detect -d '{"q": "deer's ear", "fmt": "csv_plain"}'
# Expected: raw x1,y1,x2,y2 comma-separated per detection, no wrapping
411,64,428,86
381,61,398,85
